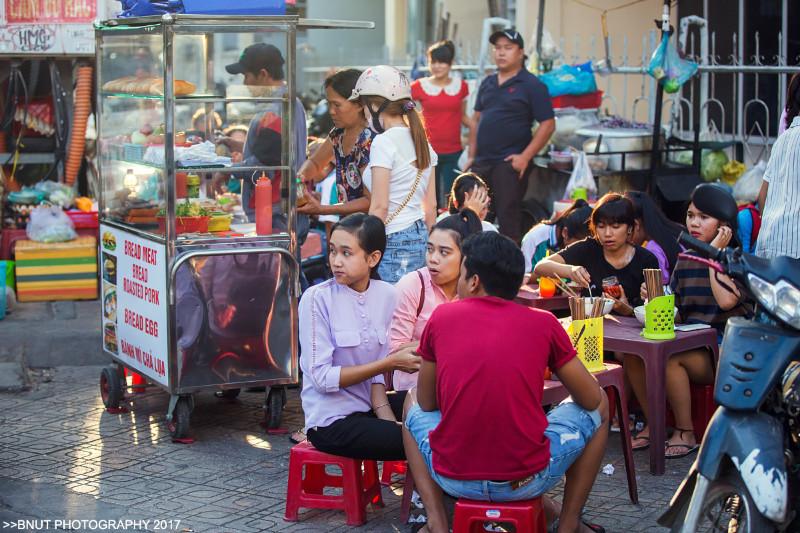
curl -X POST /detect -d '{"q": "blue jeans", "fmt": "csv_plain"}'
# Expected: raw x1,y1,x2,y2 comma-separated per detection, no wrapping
405,399,602,502
378,219,427,283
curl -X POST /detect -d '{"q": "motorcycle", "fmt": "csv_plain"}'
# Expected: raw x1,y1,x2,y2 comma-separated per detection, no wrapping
658,232,800,532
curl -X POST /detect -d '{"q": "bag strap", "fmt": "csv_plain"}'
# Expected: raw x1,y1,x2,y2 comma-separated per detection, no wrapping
385,167,424,226
415,270,426,318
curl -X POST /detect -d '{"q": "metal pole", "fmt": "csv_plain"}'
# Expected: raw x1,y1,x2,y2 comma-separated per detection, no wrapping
536,0,545,63
780,0,788,123
648,0,670,193
737,0,744,144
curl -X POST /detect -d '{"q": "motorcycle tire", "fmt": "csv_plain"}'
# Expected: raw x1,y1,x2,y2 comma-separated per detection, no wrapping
679,471,773,533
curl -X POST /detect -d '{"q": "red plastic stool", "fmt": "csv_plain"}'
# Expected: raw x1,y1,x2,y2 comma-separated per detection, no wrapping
690,383,716,439
665,383,716,440
284,441,384,526
381,460,406,485
452,498,546,533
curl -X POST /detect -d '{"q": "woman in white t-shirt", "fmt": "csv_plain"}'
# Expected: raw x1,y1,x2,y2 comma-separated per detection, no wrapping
349,66,438,282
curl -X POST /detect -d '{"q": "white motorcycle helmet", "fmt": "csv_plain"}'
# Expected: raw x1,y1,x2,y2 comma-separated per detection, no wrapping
349,65,412,133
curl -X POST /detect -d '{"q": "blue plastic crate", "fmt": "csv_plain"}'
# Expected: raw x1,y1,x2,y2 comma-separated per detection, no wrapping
182,0,285,15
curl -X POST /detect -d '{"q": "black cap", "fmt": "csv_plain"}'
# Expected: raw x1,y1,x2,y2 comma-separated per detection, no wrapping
226,43,285,78
489,28,524,49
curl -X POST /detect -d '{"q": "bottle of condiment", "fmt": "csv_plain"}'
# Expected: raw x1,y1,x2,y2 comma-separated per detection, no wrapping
176,172,188,198
255,172,273,235
296,177,308,208
186,174,200,198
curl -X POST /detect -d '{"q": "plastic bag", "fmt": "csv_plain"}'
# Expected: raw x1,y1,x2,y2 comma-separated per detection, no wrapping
540,64,597,97
733,160,767,204
565,151,597,199
26,205,77,243
647,33,698,94
117,0,184,17
34,181,75,208
529,25,561,62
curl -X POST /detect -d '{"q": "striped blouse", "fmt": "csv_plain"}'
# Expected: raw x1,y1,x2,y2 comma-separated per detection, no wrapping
670,254,747,340
756,116,800,259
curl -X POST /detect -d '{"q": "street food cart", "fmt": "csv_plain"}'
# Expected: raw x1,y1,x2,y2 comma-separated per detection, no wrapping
95,14,371,439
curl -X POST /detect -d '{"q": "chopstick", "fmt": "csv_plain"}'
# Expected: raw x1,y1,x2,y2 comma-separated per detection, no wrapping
550,277,580,299
644,269,663,299
606,294,634,314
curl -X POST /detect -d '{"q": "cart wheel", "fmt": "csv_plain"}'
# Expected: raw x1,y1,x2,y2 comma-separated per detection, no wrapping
215,388,241,399
100,367,124,409
168,397,192,440
265,388,283,430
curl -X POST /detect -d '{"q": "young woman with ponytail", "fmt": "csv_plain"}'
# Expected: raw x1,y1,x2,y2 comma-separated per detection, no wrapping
349,65,439,282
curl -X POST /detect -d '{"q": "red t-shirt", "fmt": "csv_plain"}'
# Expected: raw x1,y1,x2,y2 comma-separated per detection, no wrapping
411,78,469,154
416,296,576,480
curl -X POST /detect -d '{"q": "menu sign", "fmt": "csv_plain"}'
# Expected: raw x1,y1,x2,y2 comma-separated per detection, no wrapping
101,224,169,387
0,0,100,55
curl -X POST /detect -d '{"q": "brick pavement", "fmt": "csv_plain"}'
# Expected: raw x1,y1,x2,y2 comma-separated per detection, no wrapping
0,366,693,533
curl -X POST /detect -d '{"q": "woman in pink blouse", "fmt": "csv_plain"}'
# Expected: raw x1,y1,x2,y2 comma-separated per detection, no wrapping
299,214,422,459
388,209,483,390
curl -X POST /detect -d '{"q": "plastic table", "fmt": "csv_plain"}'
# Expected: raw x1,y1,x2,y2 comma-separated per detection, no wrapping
515,284,571,313
602,316,719,475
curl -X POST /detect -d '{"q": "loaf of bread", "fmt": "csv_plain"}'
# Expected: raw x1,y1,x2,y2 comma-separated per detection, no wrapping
103,76,195,96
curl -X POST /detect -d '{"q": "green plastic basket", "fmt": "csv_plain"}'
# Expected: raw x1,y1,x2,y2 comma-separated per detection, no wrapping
642,295,675,340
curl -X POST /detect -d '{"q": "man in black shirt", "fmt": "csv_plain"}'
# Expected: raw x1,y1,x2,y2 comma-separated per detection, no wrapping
466,29,556,243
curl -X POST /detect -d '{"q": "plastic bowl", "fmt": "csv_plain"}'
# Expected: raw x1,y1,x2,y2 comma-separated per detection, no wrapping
584,297,614,316
634,305,679,325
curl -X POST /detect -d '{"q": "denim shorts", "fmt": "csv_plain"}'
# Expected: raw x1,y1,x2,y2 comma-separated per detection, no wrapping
404,398,602,502
378,219,427,283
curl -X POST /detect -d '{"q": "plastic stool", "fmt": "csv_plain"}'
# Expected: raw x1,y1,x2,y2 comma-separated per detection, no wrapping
381,460,406,485
452,498,546,533
284,441,384,526
691,383,716,439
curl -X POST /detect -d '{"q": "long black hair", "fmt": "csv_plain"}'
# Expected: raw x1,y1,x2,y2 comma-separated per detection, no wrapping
785,73,800,128
625,191,684,270
448,172,488,214
431,208,483,250
543,199,592,249
330,214,386,280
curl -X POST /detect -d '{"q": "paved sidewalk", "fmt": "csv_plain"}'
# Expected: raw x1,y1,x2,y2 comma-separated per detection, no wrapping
0,365,692,533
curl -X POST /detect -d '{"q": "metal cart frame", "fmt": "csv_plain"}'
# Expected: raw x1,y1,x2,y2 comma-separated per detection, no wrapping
95,14,372,439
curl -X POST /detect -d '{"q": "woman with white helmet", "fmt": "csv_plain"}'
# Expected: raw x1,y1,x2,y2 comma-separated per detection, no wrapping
350,65,438,283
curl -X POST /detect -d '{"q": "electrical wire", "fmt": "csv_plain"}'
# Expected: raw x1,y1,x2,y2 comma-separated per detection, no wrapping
570,0,677,15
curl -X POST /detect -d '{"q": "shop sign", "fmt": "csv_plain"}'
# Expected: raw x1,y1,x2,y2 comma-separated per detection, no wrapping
100,224,170,387
0,0,98,55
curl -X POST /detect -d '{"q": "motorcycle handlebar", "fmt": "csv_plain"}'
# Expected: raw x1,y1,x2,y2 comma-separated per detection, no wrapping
678,232,723,262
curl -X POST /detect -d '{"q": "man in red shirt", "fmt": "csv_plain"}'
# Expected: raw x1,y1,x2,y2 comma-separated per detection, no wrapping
402,232,609,533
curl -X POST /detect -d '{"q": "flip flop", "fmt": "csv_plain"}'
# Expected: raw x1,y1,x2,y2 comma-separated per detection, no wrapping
631,435,650,451
665,442,699,459
289,430,306,444
548,518,605,533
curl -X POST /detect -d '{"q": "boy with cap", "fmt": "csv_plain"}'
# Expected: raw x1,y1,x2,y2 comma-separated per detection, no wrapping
465,29,555,243
627,183,747,459
217,42,308,230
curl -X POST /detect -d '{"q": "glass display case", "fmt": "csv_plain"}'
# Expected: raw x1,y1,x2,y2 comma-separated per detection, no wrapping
94,14,372,440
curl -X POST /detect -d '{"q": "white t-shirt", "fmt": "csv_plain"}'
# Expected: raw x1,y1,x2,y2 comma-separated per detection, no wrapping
365,127,437,235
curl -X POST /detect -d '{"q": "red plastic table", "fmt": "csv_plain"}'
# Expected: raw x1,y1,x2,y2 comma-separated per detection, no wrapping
515,284,571,312
602,316,719,475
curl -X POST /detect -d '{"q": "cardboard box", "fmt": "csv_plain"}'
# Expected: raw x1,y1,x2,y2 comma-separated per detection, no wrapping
15,236,98,302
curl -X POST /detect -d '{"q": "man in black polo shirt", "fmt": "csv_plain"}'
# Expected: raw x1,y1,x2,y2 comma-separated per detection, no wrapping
466,29,555,243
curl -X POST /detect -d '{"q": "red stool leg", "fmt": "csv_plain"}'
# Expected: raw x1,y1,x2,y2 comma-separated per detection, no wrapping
381,460,406,485
362,460,384,508
399,467,416,524
284,447,304,521
341,459,368,526
691,384,715,439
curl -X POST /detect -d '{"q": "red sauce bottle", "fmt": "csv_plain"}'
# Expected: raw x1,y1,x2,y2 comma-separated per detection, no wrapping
255,172,273,235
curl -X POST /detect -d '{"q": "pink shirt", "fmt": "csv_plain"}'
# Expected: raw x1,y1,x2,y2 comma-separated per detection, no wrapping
389,267,455,390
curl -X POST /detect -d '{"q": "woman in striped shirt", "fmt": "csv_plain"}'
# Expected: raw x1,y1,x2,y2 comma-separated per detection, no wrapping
626,184,747,459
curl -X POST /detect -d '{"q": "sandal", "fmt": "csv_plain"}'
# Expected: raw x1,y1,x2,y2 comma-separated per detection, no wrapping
548,518,605,533
631,434,650,451
289,430,306,444
665,428,699,459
